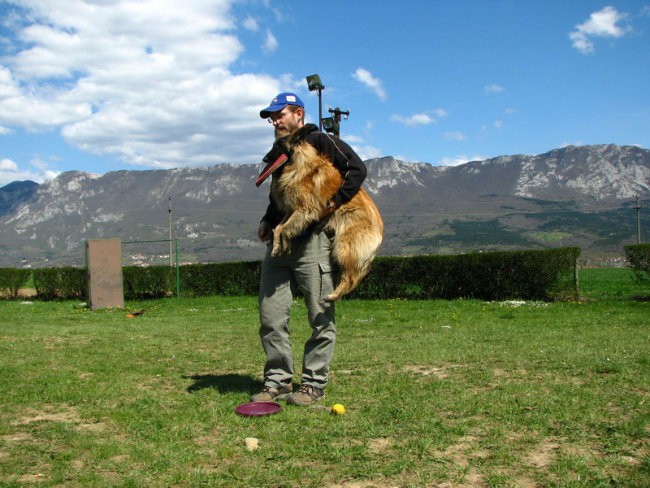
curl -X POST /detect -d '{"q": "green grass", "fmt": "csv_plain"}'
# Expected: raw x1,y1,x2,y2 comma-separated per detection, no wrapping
579,267,649,301
0,269,648,487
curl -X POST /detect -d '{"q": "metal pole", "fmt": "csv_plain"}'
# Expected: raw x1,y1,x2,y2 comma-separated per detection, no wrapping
637,199,641,244
175,238,180,298
168,196,173,266
318,87,323,132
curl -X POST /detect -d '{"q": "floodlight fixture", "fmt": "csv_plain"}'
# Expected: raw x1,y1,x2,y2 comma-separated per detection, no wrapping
306,74,324,92
322,117,336,133
305,74,324,131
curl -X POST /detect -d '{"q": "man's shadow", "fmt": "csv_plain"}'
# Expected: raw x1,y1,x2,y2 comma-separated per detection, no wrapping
183,373,262,395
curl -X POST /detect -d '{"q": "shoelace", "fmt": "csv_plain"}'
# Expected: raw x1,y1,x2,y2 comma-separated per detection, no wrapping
296,384,319,395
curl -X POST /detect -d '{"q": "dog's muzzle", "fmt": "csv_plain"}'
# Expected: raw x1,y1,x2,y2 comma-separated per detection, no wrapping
256,145,290,187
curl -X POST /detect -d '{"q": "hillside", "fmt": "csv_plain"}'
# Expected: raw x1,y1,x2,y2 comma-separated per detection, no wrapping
0,144,648,267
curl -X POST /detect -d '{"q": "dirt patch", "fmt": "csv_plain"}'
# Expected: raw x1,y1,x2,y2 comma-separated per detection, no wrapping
325,480,396,488
17,473,48,483
430,469,485,488
14,405,82,426
403,363,461,380
78,421,107,433
436,435,479,468
527,439,561,468
2,432,34,443
11,404,110,436
368,437,392,453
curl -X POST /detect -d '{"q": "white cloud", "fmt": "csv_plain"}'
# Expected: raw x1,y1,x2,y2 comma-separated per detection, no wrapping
484,84,504,94
342,134,364,144
479,119,505,134
0,158,18,171
444,131,467,141
570,6,630,54
390,113,435,127
0,158,60,186
438,155,485,167
560,140,584,148
243,16,259,31
340,133,382,161
353,67,386,101
390,108,446,127
352,145,383,161
263,29,278,53
0,0,288,168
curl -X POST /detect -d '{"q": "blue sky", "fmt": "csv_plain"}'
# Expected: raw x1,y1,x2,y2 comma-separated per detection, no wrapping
1,0,649,186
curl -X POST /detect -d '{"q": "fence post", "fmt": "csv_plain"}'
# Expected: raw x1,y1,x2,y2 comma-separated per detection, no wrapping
175,238,180,298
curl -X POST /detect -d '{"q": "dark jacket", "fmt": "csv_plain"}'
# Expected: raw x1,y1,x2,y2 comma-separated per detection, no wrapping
261,124,367,227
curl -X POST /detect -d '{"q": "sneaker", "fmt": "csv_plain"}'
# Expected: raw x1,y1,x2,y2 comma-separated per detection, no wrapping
287,384,324,406
250,384,292,403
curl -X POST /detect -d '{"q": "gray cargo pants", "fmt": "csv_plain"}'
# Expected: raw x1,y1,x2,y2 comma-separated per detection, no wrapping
258,229,336,390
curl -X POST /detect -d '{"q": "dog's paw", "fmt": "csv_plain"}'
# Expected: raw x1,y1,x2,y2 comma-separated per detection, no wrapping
279,239,291,254
324,292,340,302
271,233,291,257
271,240,286,257
271,246,291,257
270,237,282,257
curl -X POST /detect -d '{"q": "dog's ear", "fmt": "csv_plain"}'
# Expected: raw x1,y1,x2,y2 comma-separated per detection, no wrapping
263,140,289,164
287,124,316,145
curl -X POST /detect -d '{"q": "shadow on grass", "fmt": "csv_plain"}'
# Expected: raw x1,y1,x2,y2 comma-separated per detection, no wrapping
183,373,261,394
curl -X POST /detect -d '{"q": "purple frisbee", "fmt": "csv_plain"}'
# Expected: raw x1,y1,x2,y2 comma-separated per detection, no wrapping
235,401,282,417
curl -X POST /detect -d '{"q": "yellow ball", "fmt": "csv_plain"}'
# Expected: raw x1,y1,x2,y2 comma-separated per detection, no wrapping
331,404,346,415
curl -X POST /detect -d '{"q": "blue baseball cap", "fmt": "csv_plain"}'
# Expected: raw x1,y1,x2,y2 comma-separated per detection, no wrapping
260,92,304,118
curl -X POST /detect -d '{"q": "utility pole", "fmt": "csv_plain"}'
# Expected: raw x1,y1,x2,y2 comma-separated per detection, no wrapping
633,196,642,244
323,107,350,137
306,74,325,132
168,196,173,266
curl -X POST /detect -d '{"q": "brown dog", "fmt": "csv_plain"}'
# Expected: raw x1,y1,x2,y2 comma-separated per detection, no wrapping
257,129,383,302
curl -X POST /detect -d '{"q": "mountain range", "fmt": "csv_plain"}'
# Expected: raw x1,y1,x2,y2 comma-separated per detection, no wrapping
1,144,648,268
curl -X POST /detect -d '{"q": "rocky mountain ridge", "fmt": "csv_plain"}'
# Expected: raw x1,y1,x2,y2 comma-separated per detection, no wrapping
1,144,648,267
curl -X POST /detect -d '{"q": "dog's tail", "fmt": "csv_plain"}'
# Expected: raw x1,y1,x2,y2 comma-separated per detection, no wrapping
325,219,383,302
325,254,378,302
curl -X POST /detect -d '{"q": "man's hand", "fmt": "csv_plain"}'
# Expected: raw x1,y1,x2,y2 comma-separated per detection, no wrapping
258,221,273,242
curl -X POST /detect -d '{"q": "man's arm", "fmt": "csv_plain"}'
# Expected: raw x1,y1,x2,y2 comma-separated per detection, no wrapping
307,132,367,209
259,196,283,241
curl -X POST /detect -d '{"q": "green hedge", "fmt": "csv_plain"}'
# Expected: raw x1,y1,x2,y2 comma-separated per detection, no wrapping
352,247,579,301
123,266,174,299
1,247,580,301
32,267,87,300
179,261,260,297
0,268,32,299
624,243,650,283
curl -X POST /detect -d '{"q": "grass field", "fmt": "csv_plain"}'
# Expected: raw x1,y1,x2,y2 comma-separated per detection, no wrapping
0,268,648,487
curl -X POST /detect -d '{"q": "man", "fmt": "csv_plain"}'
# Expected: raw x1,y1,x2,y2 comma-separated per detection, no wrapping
252,92,368,406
